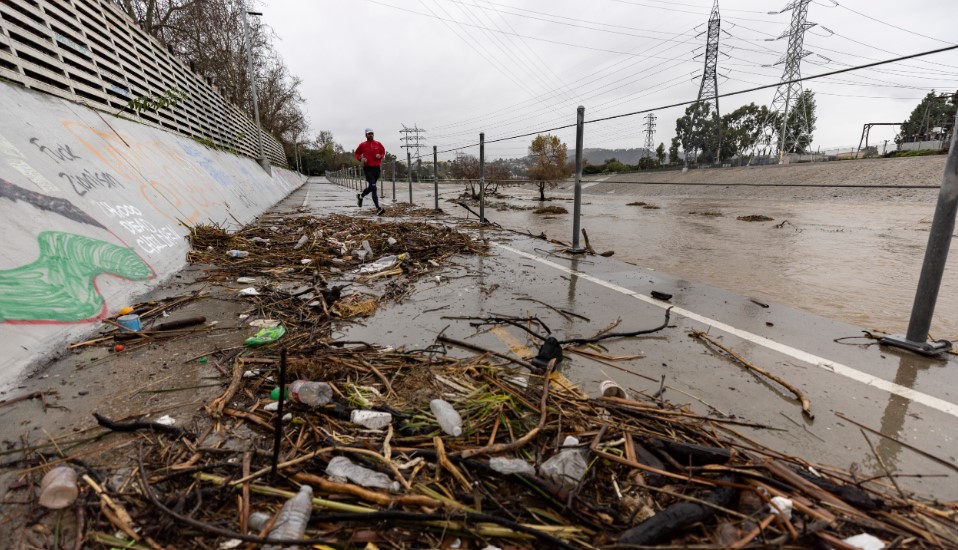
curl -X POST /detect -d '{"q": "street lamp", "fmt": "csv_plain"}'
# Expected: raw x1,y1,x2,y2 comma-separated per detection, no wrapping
242,10,269,172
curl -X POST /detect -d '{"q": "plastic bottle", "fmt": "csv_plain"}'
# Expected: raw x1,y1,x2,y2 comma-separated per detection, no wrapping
288,380,332,407
350,409,392,429
326,456,400,492
358,253,410,275
294,235,309,250
430,399,463,437
227,250,249,258
39,466,78,509
264,485,313,548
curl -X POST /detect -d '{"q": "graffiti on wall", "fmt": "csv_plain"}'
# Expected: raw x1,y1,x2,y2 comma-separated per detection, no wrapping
0,178,105,228
90,200,180,254
0,231,151,323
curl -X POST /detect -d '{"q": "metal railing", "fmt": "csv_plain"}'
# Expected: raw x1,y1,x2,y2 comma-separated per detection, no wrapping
0,0,287,166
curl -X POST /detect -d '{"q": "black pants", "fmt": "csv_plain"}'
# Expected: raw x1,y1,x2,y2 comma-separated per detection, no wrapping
361,165,381,208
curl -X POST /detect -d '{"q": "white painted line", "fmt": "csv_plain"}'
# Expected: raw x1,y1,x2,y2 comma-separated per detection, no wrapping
497,243,958,419
301,184,311,207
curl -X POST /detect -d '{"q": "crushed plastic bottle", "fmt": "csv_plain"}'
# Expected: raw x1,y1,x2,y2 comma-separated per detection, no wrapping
226,250,249,258
294,235,308,250
288,380,333,407
326,456,400,492
358,253,410,275
264,485,312,549
244,325,286,347
430,399,463,437
350,409,393,429
361,240,373,257
250,237,270,245
538,437,588,489
488,457,535,476
39,466,78,509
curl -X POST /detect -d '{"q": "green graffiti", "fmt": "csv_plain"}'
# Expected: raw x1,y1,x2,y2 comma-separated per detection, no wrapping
0,231,151,322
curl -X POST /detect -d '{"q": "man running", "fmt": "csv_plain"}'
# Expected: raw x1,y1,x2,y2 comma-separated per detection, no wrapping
355,128,386,216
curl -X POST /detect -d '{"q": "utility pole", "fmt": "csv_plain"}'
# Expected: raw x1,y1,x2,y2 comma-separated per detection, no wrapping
399,124,427,182
642,113,657,158
242,10,269,172
767,0,815,162
685,0,722,168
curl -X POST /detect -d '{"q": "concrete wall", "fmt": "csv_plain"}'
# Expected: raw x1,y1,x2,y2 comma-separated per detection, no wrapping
0,81,304,391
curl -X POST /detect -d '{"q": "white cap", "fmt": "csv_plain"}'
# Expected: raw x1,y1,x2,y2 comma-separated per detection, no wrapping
365,128,374,133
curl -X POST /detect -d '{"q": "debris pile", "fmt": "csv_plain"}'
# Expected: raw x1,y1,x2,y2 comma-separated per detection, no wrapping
2,211,956,549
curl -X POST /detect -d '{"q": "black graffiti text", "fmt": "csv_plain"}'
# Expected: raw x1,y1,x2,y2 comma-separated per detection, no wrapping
60,170,125,196
29,137,82,163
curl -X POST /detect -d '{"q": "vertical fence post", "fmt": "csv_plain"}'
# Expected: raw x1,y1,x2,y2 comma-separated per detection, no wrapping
882,115,958,356
433,145,439,211
479,132,485,224
407,150,413,204
571,106,586,253
392,159,397,203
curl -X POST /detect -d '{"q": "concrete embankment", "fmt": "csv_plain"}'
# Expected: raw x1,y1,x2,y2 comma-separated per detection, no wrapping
0,82,304,391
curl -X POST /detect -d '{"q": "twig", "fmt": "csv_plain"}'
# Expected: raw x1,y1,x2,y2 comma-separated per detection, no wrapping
691,330,813,419
835,412,958,473
206,355,245,420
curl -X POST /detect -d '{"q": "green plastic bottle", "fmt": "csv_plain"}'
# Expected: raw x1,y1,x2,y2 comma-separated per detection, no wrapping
244,325,286,347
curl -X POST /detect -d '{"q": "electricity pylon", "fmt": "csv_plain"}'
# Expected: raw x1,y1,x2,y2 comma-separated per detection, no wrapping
768,0,815,160
686,0,722,167
643,113,657,157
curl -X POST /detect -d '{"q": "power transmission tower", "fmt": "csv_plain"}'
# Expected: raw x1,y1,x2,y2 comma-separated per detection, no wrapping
642,113,657,157
767,0,815,160
685,0,722,167
400,124,427,180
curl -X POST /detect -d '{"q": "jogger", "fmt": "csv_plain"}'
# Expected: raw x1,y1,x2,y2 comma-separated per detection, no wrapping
355,128,387,216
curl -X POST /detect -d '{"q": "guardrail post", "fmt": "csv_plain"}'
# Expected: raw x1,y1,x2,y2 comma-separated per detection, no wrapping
392,159,397,203
570,106,586,253
882,115,958,356
407,151,413,204
479,132,486,224
433,145,439,211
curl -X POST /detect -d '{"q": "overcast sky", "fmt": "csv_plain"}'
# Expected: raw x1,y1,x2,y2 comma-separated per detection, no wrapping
261,0,957,161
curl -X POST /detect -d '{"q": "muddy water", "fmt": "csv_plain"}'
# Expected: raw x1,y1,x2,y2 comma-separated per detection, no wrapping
474,190,958,338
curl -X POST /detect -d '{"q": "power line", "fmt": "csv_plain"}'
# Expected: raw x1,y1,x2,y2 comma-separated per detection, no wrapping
824,0,952,45
432,44,958,155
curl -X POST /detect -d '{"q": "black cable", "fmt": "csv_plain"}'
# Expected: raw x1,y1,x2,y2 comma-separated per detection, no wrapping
433,44,958,155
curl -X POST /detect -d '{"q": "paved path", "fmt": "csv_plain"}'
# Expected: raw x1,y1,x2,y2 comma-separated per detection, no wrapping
284,178,958,498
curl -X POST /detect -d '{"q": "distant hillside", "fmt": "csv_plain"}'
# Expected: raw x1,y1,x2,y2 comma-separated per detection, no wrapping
580,148,652,165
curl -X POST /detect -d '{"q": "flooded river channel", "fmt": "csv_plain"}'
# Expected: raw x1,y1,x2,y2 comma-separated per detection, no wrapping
462,186,958,339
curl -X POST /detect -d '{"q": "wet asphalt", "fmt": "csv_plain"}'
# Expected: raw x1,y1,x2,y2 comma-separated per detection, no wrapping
292,177,958,499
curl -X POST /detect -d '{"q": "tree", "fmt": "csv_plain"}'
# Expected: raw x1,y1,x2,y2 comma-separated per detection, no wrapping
720,103,777,161
781,89,817,154
528,134,569,201
675,101,720,164
898,90,957,144
655,142,666,163
668,137,680,165
118,0,308,151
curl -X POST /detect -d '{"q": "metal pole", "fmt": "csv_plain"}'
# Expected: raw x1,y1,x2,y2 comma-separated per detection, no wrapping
433,146,439,211
392,159,397,202
479,132,485,224
406,150,413,204
571,106,586,253
242,11,268,171
882,114,958,356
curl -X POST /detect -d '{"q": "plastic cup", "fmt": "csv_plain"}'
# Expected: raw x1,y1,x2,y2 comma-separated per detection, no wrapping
117,314,141,331
599,380,626,399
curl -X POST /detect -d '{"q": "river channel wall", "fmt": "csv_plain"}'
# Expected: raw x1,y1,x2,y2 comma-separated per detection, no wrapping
0,82,305,391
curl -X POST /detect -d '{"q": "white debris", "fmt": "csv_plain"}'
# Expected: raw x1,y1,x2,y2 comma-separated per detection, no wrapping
155,415,176,426
238,287,261,296
842,533,886,550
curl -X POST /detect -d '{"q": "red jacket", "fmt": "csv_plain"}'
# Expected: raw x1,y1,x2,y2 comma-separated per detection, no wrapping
355,140,386,167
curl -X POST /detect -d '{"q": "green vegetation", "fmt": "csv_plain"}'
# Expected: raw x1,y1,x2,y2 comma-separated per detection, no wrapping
126,87,188,113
